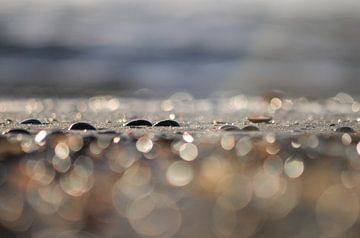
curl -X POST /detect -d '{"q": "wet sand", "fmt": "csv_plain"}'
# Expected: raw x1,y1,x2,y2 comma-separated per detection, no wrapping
0,94,360,237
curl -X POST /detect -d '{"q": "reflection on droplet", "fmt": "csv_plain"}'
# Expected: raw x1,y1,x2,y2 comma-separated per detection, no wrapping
236,137,252,156
35,130,47,146
166,161,194,187
265,143,280,155
316,185,359,235
291,141,301,149
284,157,304,179
221,134,235,151
179,143,198,161
136,136,153,153
182,132,194,143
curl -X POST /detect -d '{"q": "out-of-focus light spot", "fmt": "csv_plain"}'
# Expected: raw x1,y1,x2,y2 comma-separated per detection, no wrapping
67,135,83,152
341,133,352,146
52,155,71,173
35,130,47,146
221,134,235,151
316,185,359,235
284,157,304,179
216,174,252,210
136,136,153,153
270,97,282,110
230,95,248,110
179,143,198,161
307,135,319,148
253,170,280,198
265,133,276,144
236,137,252,156
169,113,176,120
263,155,283,174
127,193,182,237
265,143,280,155
161,99,174,111
182,132,194,143
291,141,301,149
166,161,194,187
55,143,70,159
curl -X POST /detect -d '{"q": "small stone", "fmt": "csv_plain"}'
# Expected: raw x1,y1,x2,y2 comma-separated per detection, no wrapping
335,126,355,133
219,125,241,131
247,116,272,123
68,122,96,131
153,120,180,127
3,128,30,135
241,125,260,131
125,119,152,127
20,118,42,125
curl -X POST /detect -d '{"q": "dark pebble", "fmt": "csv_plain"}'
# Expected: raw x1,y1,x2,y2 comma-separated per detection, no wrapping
153,120,180,127
241,125,260,131
247,116,272,123
3,128,30,135
125,119,152,127
219,125,241,131
335,126,355,133
20,118,42,125
68,122,96,131
329,123,336,127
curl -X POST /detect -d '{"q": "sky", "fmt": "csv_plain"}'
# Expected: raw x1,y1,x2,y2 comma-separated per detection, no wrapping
0,0,360,97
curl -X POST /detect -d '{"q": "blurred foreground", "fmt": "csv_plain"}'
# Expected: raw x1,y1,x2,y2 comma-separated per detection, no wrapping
0,94,360,237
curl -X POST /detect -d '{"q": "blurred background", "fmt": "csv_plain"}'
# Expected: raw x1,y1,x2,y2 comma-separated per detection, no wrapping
0,0,360,97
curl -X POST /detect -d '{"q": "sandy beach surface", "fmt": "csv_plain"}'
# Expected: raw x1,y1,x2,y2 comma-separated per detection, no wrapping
0,94,360,237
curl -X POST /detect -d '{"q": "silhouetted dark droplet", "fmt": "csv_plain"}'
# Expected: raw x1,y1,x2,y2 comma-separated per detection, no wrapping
68,122,96,130
153,120,180,127
125,119,152,127
20,118,42,125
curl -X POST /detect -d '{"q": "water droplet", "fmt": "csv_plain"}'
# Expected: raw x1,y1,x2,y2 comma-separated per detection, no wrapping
241,125,259,131
247,116,272,123
68,122,96,130
125,119,152,127
4,128,30,135
336,127,355,133
153,120,180,127
219,125,240,131
20,118,42,125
